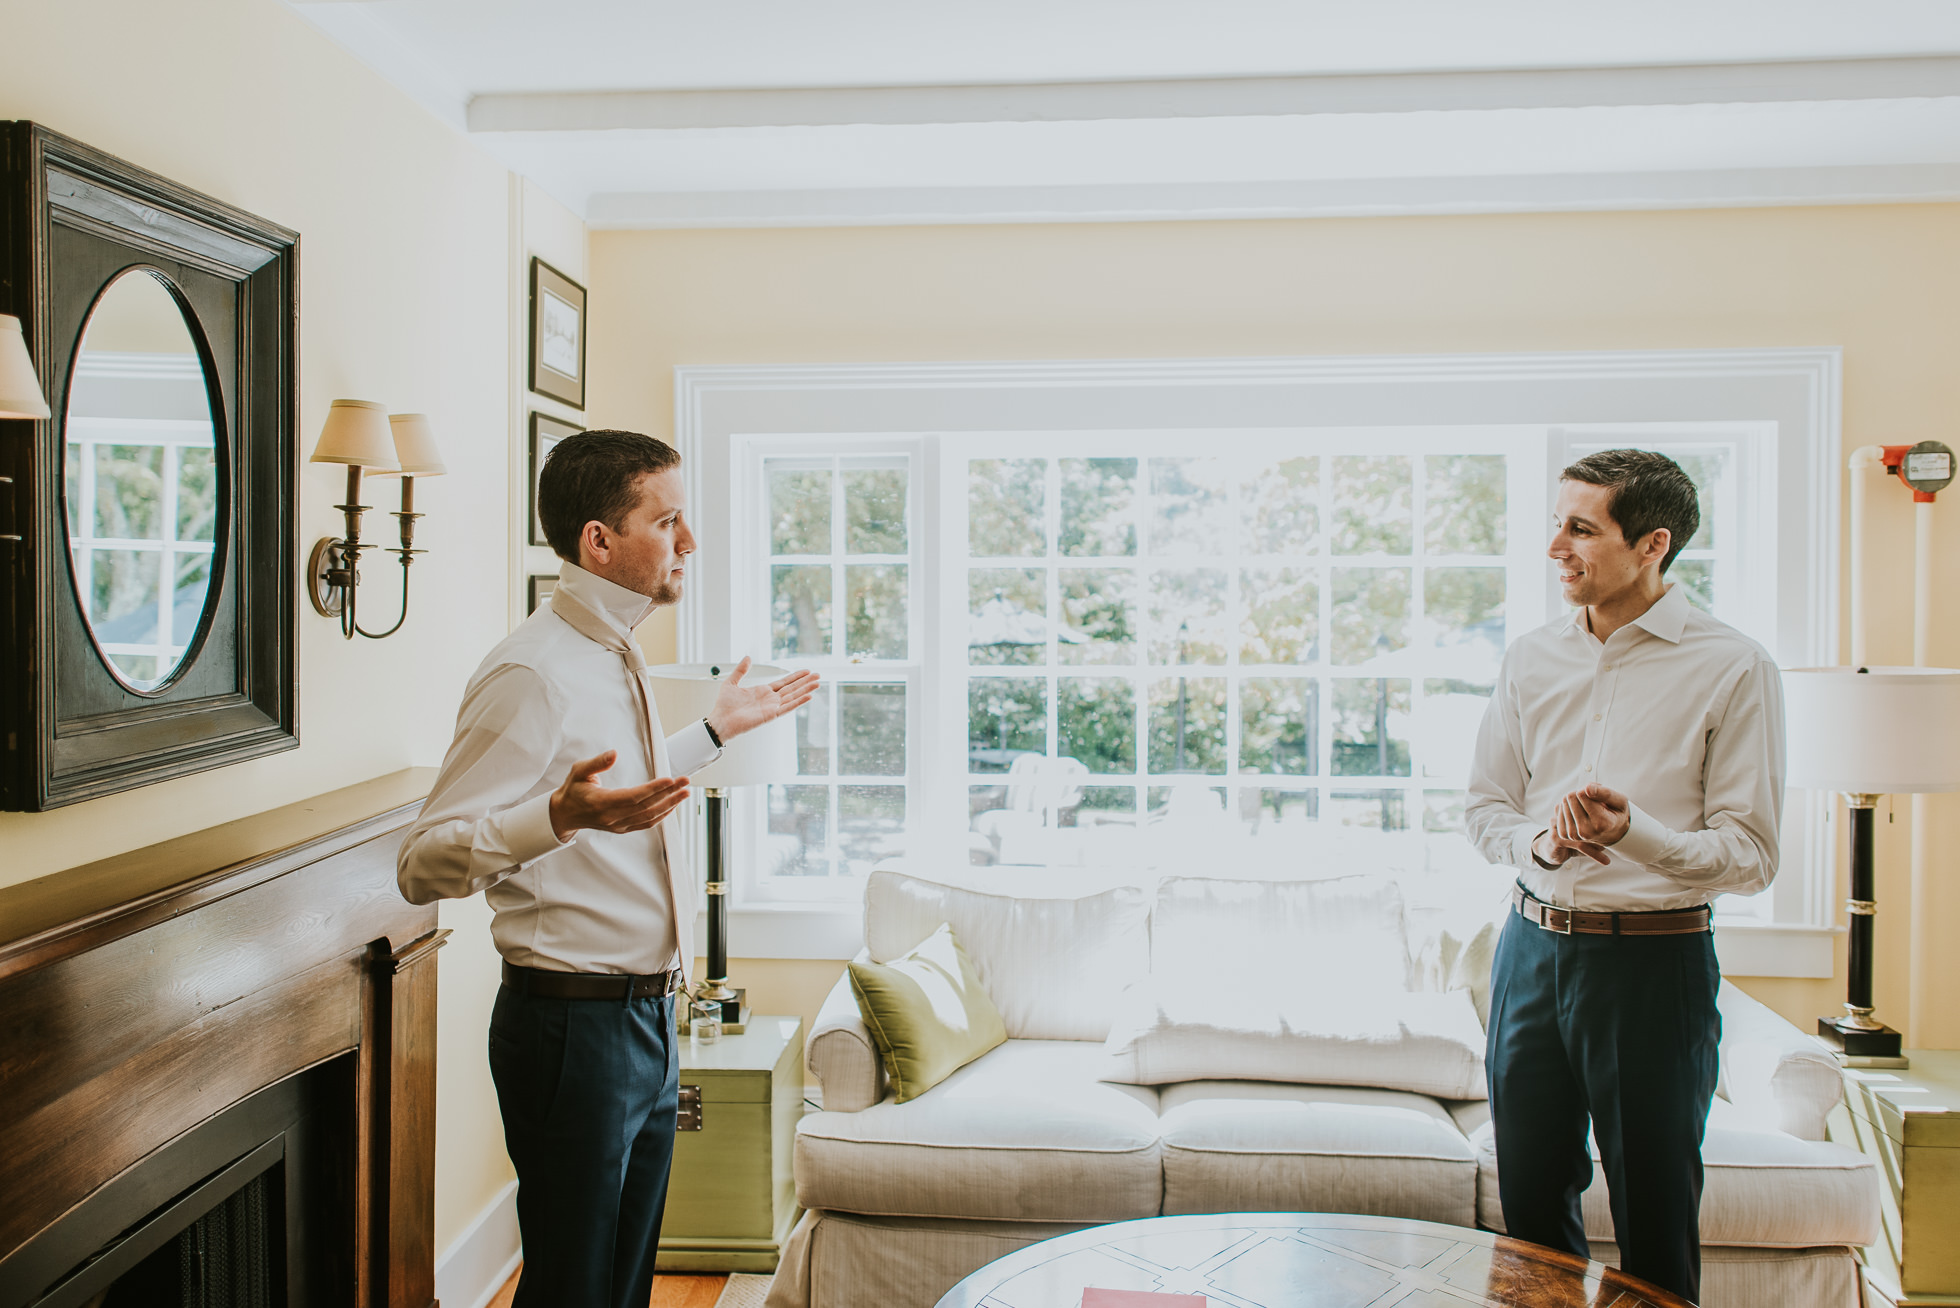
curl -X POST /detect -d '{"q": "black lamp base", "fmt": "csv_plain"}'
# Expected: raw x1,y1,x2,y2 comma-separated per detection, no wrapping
1816,1015,1903,1059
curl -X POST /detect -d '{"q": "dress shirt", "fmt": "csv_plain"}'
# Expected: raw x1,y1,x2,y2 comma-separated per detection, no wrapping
1465,583,1785,912
398,563,721,974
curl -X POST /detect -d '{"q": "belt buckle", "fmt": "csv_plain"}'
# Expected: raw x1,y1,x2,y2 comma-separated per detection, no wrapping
1539,905,1574,935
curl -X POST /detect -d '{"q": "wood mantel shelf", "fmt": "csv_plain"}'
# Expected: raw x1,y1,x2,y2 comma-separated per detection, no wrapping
0,768,445,1308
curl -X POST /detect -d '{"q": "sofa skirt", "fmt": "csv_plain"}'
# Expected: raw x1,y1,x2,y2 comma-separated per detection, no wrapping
765,1208,1868,1308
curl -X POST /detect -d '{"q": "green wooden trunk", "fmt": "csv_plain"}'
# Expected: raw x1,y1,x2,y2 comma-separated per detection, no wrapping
657,1016,804,1273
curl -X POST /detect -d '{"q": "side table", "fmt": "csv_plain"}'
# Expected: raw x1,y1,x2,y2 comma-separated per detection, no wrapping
657,1015,804,1273
1828,1050,1960,1306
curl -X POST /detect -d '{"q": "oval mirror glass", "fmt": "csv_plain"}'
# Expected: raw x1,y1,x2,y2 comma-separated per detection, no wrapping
63,270,222,692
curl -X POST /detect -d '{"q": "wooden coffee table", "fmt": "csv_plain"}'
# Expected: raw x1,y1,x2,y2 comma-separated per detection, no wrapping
933,1213,1693,1308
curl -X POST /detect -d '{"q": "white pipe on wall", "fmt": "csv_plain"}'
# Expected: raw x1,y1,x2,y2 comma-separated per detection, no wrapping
1848,446,1883,666
1910,498,1937,1046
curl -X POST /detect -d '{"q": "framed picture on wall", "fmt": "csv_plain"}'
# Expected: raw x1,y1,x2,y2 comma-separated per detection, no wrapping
528,574,557,615
529,257,587,408
530,411,582,546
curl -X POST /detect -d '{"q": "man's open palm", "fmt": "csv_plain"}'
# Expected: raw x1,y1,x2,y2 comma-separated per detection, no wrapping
707,657,821,740
549,750,691,841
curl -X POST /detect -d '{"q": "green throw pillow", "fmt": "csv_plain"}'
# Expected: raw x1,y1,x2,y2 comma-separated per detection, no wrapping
848,923,1007,1103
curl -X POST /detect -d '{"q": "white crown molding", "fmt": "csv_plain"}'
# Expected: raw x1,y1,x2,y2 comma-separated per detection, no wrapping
588,163,1960,229
281,0,472,133
471,55,1960,133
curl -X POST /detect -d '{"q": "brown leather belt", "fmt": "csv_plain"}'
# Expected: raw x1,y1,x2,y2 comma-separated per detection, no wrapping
1512,886,1712,936
502,960,685,1000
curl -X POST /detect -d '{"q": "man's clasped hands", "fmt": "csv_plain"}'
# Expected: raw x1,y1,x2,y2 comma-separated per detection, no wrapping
1531,782,1633,868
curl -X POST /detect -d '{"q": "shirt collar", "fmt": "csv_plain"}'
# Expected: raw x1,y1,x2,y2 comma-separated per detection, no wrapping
555,561,656,636
1559,582,1688,644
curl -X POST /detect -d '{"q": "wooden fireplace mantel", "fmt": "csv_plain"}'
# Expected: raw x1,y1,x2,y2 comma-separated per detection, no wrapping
0,768,445,1308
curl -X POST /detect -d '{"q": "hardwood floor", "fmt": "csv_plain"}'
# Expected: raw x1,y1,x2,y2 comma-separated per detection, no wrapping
486,1268,728,1307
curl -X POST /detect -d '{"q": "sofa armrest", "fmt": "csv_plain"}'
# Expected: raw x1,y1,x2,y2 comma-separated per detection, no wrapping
1717,979,1843,1141
809,960,886,1113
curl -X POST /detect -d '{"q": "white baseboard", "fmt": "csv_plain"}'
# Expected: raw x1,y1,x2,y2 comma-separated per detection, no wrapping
436,1179,521,1308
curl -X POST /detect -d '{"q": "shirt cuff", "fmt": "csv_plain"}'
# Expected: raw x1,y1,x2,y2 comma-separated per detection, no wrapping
501,791,572,864
666,718,724,778
1513,825,1544,870
1614,802,1672,866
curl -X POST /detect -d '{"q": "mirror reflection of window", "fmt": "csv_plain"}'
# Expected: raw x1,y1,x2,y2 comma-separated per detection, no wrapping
63,270,218,691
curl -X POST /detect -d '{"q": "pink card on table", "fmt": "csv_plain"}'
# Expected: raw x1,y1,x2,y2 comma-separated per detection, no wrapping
1080,1291,1206,1307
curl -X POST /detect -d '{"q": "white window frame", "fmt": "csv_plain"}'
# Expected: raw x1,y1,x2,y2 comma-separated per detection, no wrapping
677,351,1839,973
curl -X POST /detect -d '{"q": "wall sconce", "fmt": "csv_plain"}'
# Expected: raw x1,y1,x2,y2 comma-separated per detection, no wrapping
306,400,445,639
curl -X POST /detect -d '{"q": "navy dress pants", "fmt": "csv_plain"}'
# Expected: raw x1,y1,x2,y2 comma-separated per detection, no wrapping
489,983,680,1308
1486,907,1721,1304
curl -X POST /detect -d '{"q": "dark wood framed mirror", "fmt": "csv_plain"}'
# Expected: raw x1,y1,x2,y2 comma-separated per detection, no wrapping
0,124,297,810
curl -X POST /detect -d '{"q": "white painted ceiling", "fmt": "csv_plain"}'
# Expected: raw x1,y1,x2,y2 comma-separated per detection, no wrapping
282,1,1960,226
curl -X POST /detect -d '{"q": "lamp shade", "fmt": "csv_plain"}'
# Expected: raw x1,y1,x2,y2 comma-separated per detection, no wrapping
382,412,446,476
309,399,398,469
1784,666,1960,794
0,314,50,420
645,663,797,785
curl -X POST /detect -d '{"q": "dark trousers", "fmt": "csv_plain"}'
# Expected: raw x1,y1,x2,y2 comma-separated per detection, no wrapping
489,983,680,1308
1486,908,1721,1303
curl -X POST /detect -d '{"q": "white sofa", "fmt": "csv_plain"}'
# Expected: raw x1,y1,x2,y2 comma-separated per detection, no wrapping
767,863,1879,1308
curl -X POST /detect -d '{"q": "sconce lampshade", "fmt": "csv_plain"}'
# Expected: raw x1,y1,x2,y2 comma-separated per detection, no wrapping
0,314,51,420
382,413,446,477
309,399,398,469
1784,666,1960,794
646,663,797,785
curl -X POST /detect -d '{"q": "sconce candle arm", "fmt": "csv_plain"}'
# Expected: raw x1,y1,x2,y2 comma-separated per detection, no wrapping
353,477,427,639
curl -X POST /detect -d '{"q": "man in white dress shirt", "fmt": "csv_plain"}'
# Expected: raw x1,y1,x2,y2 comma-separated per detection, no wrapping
1466,449,1784,1303
399,430,817,1308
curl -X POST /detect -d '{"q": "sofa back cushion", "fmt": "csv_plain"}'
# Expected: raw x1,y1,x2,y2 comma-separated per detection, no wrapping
865,864,1150,1041
1150,873,1411,995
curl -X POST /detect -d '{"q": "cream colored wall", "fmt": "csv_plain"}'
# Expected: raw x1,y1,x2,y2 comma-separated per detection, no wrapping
590,207,1960,1047
1,0,521,1257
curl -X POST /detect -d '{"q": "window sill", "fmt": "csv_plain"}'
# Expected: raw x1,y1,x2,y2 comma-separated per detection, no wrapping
1713,921,1840,979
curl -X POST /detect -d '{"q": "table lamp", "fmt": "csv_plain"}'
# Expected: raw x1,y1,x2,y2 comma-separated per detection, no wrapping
647,662,797,1032
1784,665,1960,1064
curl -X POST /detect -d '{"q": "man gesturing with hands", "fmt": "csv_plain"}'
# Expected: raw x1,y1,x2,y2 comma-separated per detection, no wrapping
401,430,816,1308
1466,450,1784,1304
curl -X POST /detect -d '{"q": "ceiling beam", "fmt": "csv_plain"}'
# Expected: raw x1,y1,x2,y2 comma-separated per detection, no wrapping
469,55,1960,133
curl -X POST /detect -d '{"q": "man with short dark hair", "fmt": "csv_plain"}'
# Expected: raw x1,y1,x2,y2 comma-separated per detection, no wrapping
1467,448,1785,1302
399,429,818,1308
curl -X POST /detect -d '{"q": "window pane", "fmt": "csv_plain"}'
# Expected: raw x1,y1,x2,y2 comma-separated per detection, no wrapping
96,445,164,539
840,682,907,776
1425,567,1506,669
1058,678,1135,773
1672,449,1729,550
65,442,82,534
1148,783,1229,819
1425,455,1506,555
1147,458,1228,557
1147,569,1228,665
969,458,1046,557
969,677,1047,772
1331,455,1411,556
845,463,907,553
178,447,218,542
845,563,907,659
1081,785,1137,817
765,785,831,876
1330,567,1410,666
771,564,831,657
1237,787,1320,834
1673,558,1715,611
1327,788,1408,831
1148,676,1227,774
1331,677,1412,777
90,548,161,640
1240,567,1320,664
170,555,211,646
1420,679,1494,781
1060,458,1136,557
840,785,906,874
1059,568,1136,666
1242,456,1319,555
1424,790,1486,872
1241,677,1319,776
769,463,831,555
793,687,831,775
969,567,1046,666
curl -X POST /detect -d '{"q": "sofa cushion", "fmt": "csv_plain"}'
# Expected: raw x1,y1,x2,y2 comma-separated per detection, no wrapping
1102,980,1486,1100
865,864,1149,1041
1150,873,1410,995
795,1039,1162,1223
849,923,1007,1103
1158,1081,1477,1226
1471,1099,1880,1247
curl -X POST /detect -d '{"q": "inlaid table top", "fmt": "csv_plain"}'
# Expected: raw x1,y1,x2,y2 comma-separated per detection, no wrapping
933,1213,1693,1308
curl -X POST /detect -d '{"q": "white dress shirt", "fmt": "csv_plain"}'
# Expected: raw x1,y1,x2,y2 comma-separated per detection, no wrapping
1465,583,1785,912
398,563,721,974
